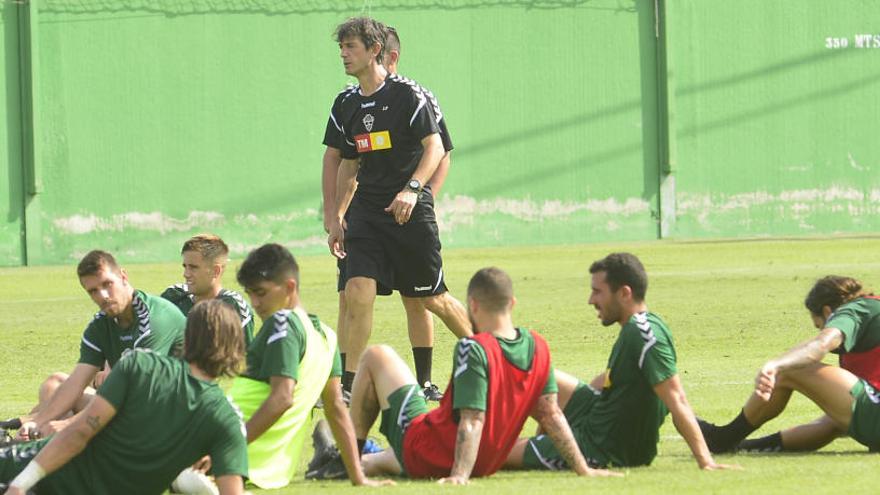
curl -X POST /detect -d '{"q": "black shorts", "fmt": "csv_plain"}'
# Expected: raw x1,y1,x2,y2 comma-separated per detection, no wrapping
337,256,393,295
344,195,447,298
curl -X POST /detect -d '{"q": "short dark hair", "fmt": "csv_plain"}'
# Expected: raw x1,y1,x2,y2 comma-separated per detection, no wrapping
184,300,244,378
77,250,121,278
182,234,229,263
804,275,869,315
589,252,648,301
385,26,400,54
467,267,514,313
236,243,300,288
334,16,387,63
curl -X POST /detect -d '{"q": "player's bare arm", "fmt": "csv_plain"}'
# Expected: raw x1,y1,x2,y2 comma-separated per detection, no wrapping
18,364,99,440
6,396,117,494
320,377,394,487
244,376,295,443
329,158,359,259
322,146,343,233
437,408,484,485
756,327,843,401
531,393,620,477
385,133,444,225
92,362,111,388
214,475,245,495
653,375,739,470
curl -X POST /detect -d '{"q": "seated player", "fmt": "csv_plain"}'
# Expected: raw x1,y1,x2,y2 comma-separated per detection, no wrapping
5,251,185,441
504,253,736,471
0,300,248,495
311,267,618,483
228,244,390,489
700,275,880,453
161,234,255,348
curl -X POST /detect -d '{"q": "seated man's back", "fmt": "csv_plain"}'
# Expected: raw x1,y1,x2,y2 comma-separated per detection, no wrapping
4,350,247,495
403,328,551,478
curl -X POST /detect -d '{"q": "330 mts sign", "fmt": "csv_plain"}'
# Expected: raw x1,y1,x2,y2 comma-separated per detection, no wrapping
825,36,848,49
826,34,880,49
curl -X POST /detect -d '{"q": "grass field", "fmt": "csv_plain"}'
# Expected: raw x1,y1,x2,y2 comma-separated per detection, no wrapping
2,237,880,494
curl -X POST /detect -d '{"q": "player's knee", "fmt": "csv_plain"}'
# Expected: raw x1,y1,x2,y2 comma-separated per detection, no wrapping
41,372,69,394
362,344,396,368
45,371,69,386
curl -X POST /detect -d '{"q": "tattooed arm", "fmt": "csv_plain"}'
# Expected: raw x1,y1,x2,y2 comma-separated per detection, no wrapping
6,396,117,493
437,409,485,485
532,393,620,477
30,395,117,473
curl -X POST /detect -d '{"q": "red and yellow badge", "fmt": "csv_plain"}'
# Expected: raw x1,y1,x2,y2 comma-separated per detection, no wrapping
354,131,392,152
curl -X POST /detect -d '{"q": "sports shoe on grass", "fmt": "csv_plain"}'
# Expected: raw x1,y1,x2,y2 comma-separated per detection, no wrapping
307,419,336,473
0,418,22,431
362,438,383,454
305,448,348,480
423,382,443,401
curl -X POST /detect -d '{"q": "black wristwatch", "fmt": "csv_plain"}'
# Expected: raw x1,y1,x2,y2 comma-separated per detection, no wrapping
406,179,422,193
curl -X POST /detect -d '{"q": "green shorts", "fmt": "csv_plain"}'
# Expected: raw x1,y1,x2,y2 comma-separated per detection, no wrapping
521,382,606,469
379,384,430,472
847,379,880,450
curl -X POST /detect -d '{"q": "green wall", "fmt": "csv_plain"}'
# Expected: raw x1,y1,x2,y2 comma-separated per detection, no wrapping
666,0,880,238
1,0,878,266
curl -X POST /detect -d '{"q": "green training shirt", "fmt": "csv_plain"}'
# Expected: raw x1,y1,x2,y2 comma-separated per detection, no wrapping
243,309,342,383
452,328,557,411
582,311,677,466
825,297,880,353
79,290,185,368
42,350,248,494
161,283,256,348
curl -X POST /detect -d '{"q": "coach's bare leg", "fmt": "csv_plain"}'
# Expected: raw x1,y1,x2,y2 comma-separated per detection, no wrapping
778,415,844,451
401,296,433,348
742,363,858,429
422,292,472,338
337,291,348,362
344,277,377,374
401,295,436,388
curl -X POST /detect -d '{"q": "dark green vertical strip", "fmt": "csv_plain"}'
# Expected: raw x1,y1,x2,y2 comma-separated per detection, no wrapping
18,0,42,265
2,1,25,266
655,0,676,238
637,0,662,239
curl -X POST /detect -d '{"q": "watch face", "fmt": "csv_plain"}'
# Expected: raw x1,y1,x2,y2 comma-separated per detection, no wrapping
408,180,421,190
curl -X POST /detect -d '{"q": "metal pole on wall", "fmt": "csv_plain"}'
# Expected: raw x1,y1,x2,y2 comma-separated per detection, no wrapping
18,0,42,265
655,0,676,238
